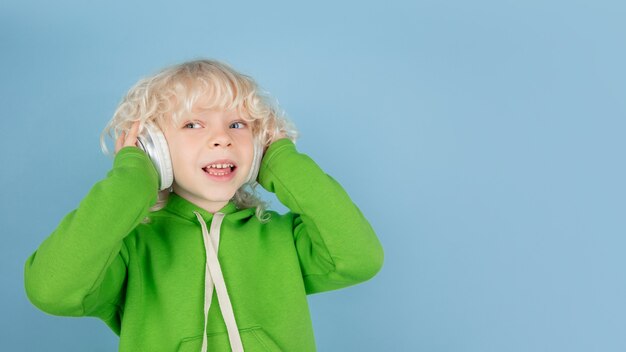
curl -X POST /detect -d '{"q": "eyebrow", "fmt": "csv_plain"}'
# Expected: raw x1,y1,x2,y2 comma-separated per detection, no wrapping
187,111,243,122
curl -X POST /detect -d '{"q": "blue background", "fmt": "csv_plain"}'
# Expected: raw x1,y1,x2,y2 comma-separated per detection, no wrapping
2,0,625,351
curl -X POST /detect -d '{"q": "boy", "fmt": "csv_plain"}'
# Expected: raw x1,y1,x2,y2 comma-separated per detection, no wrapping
24,59,384,351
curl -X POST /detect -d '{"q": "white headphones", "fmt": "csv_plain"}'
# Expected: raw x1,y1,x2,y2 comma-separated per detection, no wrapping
136,123,263,191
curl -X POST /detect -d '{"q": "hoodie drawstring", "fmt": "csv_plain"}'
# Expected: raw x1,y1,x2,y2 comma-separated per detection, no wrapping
193,211,244,352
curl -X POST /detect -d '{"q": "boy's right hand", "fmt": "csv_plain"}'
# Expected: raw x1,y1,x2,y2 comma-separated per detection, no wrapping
115,121,141,154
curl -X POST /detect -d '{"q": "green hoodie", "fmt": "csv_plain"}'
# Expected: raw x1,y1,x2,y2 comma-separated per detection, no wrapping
24,138,384,351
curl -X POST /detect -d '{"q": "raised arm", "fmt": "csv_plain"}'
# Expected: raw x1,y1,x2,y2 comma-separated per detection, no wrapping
24,123,157,328
258,138,384,294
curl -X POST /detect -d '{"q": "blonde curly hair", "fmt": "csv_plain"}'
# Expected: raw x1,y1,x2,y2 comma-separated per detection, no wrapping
100,59,298,222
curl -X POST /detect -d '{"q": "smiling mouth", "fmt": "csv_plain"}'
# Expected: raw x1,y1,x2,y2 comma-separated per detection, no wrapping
202,163,237,176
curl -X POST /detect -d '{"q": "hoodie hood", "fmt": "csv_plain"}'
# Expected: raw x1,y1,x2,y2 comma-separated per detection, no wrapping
162,192,256,223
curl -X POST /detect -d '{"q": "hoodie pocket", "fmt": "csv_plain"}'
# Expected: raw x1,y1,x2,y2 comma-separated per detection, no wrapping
177,326,282,352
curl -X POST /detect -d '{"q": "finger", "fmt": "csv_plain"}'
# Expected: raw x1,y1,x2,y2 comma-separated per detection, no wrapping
115,131,126,153
127,121,141,141
125,121,141,147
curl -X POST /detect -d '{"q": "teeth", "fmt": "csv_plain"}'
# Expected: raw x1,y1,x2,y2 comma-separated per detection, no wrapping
208,170,228,175
206,163,234,169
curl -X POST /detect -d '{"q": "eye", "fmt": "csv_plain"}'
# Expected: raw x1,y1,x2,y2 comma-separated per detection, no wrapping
183,121,202,129
230,121,246,129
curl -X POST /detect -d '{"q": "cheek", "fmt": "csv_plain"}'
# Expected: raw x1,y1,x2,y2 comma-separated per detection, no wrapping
167,139,195,172
239,139,255,165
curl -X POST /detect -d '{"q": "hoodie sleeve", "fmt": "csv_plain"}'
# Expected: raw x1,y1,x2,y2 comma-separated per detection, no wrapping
24,147,158,328
258,138,384,294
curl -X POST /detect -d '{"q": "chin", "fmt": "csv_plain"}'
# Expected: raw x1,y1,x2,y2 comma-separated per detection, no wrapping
202,190,238,202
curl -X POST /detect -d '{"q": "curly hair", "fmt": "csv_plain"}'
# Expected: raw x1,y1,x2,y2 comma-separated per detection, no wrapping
100,59,298,222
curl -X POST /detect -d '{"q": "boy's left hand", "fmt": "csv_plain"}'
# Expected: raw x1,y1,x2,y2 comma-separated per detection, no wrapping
264,130,289,154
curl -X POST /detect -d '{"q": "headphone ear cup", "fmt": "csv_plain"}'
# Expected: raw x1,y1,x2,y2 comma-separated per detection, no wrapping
136,123,174,191
245,138,264,185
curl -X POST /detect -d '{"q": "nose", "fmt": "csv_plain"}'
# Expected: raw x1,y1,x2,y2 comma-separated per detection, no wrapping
208,127,232,148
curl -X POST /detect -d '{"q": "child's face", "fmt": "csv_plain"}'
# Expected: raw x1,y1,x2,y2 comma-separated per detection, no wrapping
162,106,254,213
